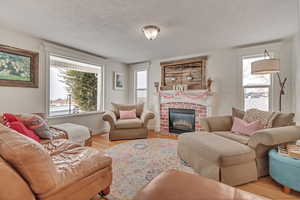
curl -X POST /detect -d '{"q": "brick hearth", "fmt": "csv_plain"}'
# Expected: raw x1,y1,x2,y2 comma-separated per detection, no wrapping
160,102,207,134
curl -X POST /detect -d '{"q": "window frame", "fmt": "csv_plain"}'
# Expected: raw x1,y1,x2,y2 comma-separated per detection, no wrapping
242,54,273,111
237,43,280,112
44,42,105,118
134,69,148,105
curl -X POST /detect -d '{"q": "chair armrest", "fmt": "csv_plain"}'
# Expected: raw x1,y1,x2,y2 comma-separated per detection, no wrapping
141,110,155,128
248,126,300,149
200,116,233,132
102,111,117,130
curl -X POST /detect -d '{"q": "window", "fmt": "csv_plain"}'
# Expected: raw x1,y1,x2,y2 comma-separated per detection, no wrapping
135,70,147,104
242,55,271,111
49,56,102,116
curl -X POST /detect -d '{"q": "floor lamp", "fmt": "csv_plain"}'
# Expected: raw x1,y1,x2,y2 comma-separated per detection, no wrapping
251,50,287,112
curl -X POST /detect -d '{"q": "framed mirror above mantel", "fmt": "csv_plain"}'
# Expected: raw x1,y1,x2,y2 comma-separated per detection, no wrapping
160,56,207,90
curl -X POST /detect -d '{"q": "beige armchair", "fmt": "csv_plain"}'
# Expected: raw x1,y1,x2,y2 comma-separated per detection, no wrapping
103,103,155,141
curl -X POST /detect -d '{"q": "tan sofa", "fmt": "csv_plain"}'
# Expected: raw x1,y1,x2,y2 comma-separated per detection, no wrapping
103,103,155,141
0,124,112,200
178,114,300,186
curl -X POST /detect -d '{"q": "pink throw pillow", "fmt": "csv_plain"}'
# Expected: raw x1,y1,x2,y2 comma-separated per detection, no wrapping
119,109,137,120
231,117,263,136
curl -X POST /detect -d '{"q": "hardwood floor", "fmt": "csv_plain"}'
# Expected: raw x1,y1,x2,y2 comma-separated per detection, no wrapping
92,131,300,200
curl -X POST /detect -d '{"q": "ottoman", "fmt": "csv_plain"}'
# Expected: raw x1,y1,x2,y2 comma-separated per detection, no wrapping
51,123,92,146
133,170,269,200
178,132,257,186
269,149,300,193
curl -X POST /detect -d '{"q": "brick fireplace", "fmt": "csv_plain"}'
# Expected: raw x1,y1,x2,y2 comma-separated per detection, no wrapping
160,102,207,134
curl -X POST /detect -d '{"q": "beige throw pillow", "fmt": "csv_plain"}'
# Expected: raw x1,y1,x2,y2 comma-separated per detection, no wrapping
243,108,278,128
272,113,295,127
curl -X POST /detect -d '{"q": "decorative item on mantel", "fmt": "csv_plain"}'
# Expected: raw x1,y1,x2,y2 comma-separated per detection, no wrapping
207,77,213,93
160,56,207,90
154,82,160,93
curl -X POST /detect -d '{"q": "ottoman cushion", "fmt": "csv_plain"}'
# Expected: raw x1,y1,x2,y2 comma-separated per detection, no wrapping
133,170,268,200
178,132,255,167
178,132,256,182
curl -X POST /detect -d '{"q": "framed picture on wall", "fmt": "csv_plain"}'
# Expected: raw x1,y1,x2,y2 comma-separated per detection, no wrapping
114,72,124,90
0,44,39,88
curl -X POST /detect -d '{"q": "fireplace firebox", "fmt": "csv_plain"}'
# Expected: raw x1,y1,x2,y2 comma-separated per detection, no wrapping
169,108,195,134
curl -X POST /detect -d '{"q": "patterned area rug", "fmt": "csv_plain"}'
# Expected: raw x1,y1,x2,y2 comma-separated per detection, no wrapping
105,138,194,200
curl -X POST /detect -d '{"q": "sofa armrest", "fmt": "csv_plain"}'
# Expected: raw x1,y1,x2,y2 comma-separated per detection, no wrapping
248,126,300,149
141,110,155,128
102,111,117,130
200,116,233,132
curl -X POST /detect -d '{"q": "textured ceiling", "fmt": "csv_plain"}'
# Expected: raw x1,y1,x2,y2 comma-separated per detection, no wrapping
0,0,298,63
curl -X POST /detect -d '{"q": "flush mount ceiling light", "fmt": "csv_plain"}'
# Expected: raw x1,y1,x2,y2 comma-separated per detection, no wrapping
142,25,160,40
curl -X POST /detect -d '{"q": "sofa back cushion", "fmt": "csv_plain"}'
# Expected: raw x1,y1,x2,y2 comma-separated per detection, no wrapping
207,116,233,132
272,113,295,127
232,107,245,119
0,157,35,200
0,124,57,195
112,103,144,118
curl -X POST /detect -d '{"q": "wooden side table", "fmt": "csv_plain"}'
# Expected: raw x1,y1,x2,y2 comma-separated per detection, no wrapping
269,149,300,194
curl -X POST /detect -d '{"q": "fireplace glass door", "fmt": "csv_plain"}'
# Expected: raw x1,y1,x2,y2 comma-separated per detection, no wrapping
169,108,195,134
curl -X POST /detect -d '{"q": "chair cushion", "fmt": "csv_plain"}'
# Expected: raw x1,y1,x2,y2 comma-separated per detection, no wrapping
0,124,57,195
112,103,144,118
214,131,250,145
115,119,143,129
43,139,81,156
0,157,36,200
52,147,112,186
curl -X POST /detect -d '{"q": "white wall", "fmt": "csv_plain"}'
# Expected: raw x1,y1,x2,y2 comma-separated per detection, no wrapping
0,26,129,134
145,39,296,129
292,0,300,123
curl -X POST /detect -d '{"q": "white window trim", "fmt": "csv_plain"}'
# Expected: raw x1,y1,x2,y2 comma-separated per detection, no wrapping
236,42,281,111
135,69,148,104
43,42,106,118
129,62,150,107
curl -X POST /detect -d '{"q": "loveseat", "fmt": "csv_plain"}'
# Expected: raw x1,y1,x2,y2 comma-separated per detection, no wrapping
178,109,300,186
0,124,112,200
103,103,155,141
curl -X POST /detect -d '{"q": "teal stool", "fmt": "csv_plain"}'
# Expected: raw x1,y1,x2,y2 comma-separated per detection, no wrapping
269,149,300,193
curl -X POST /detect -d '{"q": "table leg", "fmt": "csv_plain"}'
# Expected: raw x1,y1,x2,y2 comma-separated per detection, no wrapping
283,186,291,194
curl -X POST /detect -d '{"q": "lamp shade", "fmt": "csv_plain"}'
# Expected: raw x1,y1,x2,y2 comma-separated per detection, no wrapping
251,58,280,75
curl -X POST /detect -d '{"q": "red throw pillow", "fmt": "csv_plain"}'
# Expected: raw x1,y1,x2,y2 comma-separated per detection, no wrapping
7,121,41,142
3,113,19,124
